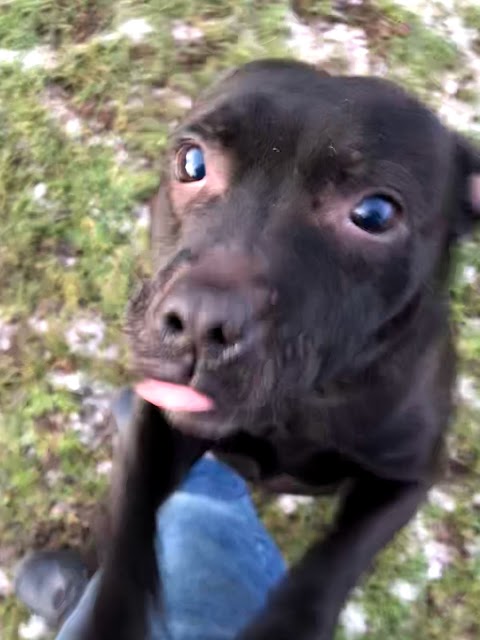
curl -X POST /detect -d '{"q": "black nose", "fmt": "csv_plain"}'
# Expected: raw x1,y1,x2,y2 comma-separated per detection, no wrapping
159,280,254,356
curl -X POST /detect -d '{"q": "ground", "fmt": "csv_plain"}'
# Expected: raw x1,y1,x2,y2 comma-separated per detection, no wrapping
1,0,480,638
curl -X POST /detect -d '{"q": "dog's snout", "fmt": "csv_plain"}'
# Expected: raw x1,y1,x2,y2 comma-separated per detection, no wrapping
160,283,249,354
152,248,274,370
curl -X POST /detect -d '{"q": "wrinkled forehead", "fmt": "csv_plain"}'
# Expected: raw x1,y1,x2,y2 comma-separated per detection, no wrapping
176,67,453,187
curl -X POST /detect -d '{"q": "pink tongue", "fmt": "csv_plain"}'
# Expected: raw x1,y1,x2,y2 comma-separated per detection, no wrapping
135,379,214,413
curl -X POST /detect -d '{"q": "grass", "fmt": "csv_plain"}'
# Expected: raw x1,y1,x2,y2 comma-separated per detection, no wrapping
0,0,480,638
0,0,115,48
350,0,462,97
461,4,480,31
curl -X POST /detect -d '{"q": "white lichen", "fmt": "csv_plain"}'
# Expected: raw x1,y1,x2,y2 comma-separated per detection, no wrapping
21,46,57,70
0,567,12,597
18,615,49,640
50,502,69,518
286,12,371,75
286,12,325,65
45,469,63,488
465,537,480,558
64,316,105,356
64,117,83,138
340,602,368,638
152,87,193,111
40,88,84,139
58,254,77,268
429,487,456,513
0,321,16,352
117,18,153,43
457,375,480,410
63,380,113,447
462,265,477,285
390,579,420,602
411,514,454,580
276,494,314,515
64,315,120,361
96,460,113,475
32,183,48,202
0,46,57,70
0,48,19,64
172,21,204,43
424,540,453,580
134,204,150,230
48,370,88,394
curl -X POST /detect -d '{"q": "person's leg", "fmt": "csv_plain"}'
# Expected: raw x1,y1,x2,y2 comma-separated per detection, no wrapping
56,455,286,640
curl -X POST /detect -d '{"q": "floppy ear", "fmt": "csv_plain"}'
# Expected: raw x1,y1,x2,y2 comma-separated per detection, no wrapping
454,136,480,237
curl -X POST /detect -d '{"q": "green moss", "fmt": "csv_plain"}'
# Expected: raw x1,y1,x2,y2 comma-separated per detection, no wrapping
2,0,480,635
0,67,146,318
461,4,480,31
0,0,114,48
371,1,461,96
290,0,334,20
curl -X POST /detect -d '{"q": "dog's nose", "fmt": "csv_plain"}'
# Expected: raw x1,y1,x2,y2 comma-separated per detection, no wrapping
159,280,255,355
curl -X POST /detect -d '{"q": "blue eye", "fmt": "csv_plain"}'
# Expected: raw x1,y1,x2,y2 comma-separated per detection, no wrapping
350,195,399,234
177,145,206,182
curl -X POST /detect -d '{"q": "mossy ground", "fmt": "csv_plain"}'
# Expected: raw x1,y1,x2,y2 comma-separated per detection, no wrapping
1,1,480,638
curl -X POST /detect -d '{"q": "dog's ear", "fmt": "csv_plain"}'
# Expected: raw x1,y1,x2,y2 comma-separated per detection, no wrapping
454,136,480,236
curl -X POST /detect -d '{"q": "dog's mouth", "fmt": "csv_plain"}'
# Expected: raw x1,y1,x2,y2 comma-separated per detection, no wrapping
134,376,247,439
135,378,214,413
129,303,275,436
131,338,280,436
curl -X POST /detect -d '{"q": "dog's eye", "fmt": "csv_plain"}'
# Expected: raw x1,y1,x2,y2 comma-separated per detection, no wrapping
176,145,206,182
350,195,400,234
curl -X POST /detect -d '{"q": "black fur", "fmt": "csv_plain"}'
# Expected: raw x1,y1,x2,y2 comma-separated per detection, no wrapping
79,59,480,640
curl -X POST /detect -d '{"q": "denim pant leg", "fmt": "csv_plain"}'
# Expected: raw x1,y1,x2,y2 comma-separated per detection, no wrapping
56,457,286,640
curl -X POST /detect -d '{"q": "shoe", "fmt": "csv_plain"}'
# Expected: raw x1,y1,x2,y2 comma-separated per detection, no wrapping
14,550,88,627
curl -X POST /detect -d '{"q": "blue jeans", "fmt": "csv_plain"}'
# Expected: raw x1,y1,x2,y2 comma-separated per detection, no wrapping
56,456,286,640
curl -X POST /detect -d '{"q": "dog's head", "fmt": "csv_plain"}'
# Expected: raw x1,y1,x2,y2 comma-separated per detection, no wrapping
127,59,480,439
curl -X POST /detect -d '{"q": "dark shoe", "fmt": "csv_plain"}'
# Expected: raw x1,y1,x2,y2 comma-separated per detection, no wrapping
14,550,88,627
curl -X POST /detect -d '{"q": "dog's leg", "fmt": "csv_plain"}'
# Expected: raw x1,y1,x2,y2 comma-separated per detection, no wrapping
80,398,207,640
237,476,428,640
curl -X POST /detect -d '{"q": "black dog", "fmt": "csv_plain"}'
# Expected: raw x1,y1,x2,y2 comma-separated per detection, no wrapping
80,59,480,640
